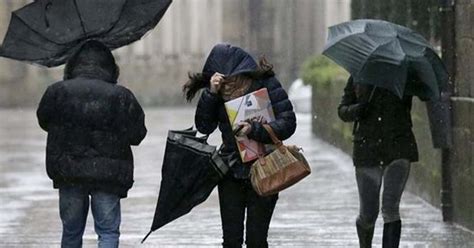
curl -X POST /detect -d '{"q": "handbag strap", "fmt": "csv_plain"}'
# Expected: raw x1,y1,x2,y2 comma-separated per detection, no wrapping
262,124,282,146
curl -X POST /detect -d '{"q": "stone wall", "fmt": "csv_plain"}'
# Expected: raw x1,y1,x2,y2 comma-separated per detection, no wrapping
0,0,350,107
450,0,474,230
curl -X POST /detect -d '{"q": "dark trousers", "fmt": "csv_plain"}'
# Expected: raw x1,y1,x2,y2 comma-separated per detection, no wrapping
218,177,278,248
355,159,411,227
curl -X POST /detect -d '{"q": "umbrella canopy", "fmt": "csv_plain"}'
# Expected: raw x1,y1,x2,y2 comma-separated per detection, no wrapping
0,0,172,67
323,19,448,101
142,128,234,243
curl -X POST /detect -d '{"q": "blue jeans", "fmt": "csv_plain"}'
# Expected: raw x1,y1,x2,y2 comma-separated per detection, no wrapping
59,186,121,248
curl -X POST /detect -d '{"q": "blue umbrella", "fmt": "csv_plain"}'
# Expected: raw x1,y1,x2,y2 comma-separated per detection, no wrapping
323,19,449,100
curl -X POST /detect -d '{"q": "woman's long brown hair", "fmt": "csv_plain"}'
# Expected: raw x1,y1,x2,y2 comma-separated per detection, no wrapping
182,56,275,102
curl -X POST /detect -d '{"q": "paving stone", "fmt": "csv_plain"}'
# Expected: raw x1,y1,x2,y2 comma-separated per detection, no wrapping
0,108,474,247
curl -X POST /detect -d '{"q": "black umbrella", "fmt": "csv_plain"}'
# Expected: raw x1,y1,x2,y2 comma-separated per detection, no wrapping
323,19,449,101
0,0,172,67
142,128,236,243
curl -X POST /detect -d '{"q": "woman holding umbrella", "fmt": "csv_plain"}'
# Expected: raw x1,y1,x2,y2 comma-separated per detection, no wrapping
326,20,448,248
183,43,296,248
338,75,419,248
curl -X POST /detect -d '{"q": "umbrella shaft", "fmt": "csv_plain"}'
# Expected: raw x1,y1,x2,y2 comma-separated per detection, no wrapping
368,87,376,103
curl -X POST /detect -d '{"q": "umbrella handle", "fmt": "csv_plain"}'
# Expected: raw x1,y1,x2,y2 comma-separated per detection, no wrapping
368,86,377,103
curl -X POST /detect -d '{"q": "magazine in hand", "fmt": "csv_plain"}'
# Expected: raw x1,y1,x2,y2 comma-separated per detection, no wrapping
224,88,275,162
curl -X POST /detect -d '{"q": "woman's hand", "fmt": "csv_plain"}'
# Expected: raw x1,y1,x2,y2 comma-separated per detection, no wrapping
210,72,225,94
235,121,252,136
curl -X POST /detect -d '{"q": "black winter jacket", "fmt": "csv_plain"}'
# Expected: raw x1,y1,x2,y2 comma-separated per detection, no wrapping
196,78,296,178
338,77,418,167
37,61,146,198
195,44,296,178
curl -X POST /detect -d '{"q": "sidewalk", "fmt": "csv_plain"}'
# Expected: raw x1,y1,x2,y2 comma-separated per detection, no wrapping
1,108,474,247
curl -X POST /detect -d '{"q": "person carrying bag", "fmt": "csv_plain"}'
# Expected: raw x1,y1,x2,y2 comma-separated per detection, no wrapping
183,43,297,248
250,124,311,196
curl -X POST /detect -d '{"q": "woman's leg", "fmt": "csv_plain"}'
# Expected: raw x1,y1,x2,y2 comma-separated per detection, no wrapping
90,191,121,248
381,159,410,248
59,186,89,248
218,178,247,248
355,166,384,248
245,180,278,248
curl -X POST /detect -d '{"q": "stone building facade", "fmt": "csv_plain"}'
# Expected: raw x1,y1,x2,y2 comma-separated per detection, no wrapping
0,0,350,107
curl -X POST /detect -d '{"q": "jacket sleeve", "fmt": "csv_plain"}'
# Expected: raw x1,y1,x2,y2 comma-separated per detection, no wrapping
337,77,366,122
126,92,147,146
36,85,57,132
195,88,220,135
247,78,297,144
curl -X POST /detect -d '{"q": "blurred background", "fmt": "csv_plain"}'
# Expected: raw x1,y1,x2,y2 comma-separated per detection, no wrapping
0,0,350,107
2,0,474,246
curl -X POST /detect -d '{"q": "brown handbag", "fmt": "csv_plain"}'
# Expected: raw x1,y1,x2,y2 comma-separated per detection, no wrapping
250,124,311,196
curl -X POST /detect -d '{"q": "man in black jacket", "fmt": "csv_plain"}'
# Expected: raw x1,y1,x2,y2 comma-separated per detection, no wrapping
37,40,147,248
338,77,418,248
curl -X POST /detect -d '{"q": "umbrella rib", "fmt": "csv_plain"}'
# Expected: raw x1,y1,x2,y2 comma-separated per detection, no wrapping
12,13,62,46
72,0,87,37
366,39,405,65
397,35,432,49
103,0,130,37
5,29,59,53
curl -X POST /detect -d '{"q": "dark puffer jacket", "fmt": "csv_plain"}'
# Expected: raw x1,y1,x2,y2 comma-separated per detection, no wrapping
338,77,418,167
36,41,147,197
195,44,297,179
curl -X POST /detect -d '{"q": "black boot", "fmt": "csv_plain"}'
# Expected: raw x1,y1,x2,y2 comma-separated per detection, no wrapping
382,220,402,248
356,222,374,248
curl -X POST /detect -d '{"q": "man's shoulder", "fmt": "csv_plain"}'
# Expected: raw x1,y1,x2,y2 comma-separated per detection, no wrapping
114,83,132,93
49,79,67,87
42,80,67,94
45,79,137,101
114,84,139,100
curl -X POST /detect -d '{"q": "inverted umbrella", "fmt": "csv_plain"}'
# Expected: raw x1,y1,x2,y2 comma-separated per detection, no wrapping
142,128,236,243
323,19,449,101
0,0,172,67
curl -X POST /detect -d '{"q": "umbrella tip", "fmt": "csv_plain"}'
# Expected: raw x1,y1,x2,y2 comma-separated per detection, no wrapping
141,230,153,244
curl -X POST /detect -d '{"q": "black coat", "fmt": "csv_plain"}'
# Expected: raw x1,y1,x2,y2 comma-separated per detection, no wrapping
338,77,418,167
195,44,296,179
196,79,296,179
37,43,146,198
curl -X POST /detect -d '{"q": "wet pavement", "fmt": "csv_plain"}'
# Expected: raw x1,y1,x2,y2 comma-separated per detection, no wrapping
1,107,474,247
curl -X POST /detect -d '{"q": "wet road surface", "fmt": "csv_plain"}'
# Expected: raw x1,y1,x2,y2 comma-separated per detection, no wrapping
1,108,474,247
